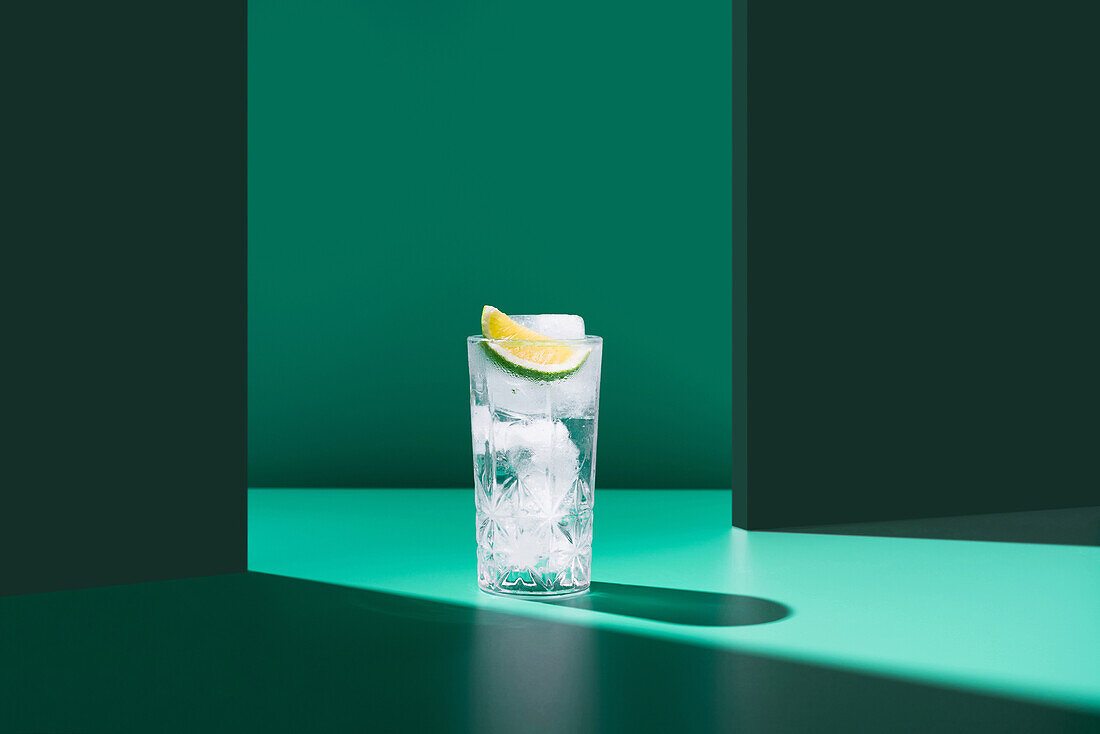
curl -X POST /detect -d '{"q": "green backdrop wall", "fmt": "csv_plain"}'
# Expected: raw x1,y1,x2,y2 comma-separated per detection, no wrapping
734,0,1098,529
248,0,731,489
8,0,246,595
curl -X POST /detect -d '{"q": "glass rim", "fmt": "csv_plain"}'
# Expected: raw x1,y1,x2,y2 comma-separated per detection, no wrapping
467,335,602,347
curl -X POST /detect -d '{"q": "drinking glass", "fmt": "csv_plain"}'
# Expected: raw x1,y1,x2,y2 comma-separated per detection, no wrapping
467,335,602,596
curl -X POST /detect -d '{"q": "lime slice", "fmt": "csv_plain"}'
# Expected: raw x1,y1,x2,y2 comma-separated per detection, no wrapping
480,305,589,379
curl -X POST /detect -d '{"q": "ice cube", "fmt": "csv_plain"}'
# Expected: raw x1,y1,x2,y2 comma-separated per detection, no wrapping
547,352,600,418
484,362,548,416
495,418,579,515
496,515,549,567
510,314,586,339
499,419,579,472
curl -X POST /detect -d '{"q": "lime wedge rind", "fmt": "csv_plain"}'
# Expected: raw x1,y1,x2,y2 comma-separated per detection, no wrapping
480,340,591,381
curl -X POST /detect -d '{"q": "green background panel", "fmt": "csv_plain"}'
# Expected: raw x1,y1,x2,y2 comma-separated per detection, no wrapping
5,0,246,595
248,0,732,488
738,0,1098,527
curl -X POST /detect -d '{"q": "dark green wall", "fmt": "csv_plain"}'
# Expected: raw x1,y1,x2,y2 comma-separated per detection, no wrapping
249,1,732,488
737,0,1098,529
6,1,246,595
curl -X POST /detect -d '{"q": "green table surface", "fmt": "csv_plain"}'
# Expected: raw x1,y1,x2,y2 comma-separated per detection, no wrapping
249,489,1100,713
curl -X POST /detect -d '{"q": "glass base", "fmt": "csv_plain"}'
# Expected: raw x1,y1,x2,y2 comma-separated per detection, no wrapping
479,582,589,599
476,543,592,597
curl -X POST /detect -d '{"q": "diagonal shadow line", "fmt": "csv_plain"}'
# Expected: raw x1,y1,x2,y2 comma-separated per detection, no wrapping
532,581,791,626
3,573,1095,732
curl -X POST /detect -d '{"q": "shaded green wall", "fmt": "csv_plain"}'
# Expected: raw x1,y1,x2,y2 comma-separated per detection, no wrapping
737,0,1098,528
249,1,732,488
8,1,246,595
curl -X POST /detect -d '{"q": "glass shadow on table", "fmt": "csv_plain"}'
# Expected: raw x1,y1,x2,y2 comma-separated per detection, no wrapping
2,572,1096,734
536,581,791,626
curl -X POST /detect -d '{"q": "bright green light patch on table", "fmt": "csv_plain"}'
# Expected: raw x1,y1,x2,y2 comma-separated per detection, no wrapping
248,489,1100,713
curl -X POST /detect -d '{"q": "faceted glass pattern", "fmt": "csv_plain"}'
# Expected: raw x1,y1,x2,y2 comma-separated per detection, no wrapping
468,336,602,596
